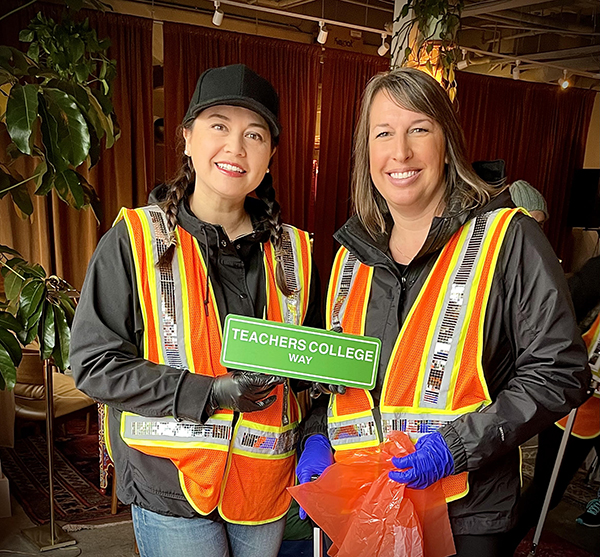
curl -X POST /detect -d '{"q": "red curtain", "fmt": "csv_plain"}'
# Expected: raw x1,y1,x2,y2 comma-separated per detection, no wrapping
456,71,596,267
163,24,321,230
0,5,154,289
313,51,389,280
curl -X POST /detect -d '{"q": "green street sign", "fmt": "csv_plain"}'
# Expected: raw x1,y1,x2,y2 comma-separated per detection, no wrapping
220,315,380,389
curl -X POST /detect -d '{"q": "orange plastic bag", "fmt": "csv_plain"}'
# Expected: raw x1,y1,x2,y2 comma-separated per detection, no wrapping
288,431,456,557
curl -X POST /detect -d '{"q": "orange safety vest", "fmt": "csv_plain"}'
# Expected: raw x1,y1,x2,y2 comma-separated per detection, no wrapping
557,313,600,439
114,205,312,524
326,208,520,503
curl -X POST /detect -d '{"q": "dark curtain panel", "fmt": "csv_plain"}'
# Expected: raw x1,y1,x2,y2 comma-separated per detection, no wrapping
0,5,154,289
163,24,321,229
456,71,596,267
313,51,389,280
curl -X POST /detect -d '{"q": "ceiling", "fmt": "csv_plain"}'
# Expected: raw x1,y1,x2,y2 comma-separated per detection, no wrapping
115,0,600,90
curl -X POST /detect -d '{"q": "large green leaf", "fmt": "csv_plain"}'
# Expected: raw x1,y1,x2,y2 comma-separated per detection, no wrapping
6,83,39,155
0,344,17,390
10,183,34,217
0,311,22,332
0,328,22,366
23,294,46,345
0,169,13,199
17,278,45,329
3,270,23,302
39,302,55,360
52,304,70,370
38,95,69,173
35,165,55,196
54,169,84,209
43,88,90,168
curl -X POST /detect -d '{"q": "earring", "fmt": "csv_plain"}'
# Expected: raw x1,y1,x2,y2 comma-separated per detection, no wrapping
265,168,270,174
184,148,189,156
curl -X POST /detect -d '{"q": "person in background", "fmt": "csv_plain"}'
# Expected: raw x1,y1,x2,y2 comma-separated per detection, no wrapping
296,67,590,557
509,179,549,225
70,64,321,557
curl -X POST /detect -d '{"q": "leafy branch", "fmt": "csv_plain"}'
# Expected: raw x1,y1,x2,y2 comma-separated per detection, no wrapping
0,11,119,222
0,244,77,390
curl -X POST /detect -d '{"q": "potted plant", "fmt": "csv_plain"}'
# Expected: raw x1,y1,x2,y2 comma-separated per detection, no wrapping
0,7,118,390
392,0,464,100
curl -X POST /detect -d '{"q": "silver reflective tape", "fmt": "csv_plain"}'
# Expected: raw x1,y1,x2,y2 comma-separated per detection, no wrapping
381,412,454,441
233,426,298,455
330,251,361,331
420,212,492,409
328,415,378,447
124,415,231,445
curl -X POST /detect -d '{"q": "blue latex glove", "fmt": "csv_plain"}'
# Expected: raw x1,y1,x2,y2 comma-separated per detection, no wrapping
296,434,334,519
389,431,454,489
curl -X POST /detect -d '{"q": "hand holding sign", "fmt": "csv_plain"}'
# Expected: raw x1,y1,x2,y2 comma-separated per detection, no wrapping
207,370,285,415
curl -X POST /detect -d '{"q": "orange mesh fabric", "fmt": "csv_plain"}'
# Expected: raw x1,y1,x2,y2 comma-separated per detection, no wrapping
178,228,227,377
452,212,511,410
340,263,373,336
125,210,160,363
335,388,372,417
384,231,461,407
221,454,295,522
440,473,468,501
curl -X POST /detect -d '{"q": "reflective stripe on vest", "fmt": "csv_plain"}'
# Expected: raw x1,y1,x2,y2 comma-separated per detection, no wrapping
326,208,520,503
115,206,310,523
557,313,600,439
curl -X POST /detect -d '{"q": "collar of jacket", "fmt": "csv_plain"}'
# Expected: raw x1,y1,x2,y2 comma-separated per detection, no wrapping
147,183,272,246
334,187,513,273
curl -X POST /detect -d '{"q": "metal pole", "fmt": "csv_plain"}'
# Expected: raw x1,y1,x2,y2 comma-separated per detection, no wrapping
21,360,76,551
529,407,577,556
313,526,323,557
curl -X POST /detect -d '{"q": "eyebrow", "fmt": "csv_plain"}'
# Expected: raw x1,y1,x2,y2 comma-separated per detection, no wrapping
207,112,268,130
372,117,433,129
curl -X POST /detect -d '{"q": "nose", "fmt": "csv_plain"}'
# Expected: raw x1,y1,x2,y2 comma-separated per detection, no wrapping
224,133,245,156
392,134,412,162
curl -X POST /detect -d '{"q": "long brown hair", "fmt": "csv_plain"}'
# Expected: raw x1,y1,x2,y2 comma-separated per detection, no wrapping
157,118,293,296
352,67,497,239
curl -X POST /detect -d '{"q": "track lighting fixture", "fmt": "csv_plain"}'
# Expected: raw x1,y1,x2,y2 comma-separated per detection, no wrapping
512,60,520,81
457,49,469,71
317,21,328,45
377,33,390,56
558,69,570,89
212,1,224,26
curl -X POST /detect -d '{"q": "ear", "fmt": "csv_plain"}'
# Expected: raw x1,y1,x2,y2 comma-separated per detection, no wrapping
183,127,191,153
270,146,277,158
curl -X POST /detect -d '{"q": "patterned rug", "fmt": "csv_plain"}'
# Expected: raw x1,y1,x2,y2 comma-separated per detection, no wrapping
0,418,129,526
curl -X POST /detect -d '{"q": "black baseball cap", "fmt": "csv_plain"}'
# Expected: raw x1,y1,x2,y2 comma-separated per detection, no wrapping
183,64,281,142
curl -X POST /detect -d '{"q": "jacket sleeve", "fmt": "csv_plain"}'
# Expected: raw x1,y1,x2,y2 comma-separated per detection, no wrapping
70,221,213,423
441,213,591,473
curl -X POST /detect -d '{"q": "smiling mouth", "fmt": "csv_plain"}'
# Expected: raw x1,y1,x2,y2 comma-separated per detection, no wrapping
389,170,419,180
216,162,246,174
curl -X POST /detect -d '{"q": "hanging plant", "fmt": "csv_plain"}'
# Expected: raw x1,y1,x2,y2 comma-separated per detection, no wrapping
392,0,464,100
0,245,77,390
0,11,119,222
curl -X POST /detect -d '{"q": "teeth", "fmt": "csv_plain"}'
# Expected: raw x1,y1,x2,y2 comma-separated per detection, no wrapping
216,163,245,173
390,170,418,180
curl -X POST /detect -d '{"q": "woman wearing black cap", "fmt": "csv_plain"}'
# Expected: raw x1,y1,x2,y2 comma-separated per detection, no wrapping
70,64,321,557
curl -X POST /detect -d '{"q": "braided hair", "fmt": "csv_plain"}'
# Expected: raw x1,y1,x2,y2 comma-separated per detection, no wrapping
255,172,293,297
156,124,195,269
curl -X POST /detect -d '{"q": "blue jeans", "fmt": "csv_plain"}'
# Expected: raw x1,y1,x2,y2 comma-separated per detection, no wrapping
132,505,286,557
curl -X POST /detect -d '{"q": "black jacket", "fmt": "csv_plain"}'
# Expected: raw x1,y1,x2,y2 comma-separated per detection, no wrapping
303,190,590,535
70,190,322,519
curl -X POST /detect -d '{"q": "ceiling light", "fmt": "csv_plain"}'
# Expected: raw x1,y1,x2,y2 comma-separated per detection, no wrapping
317,21,328,45
558,69,570,89
377,33,389,57
512,60,520,81
212,1,224,26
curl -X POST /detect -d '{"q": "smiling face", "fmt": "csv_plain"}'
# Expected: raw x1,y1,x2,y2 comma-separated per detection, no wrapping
368,90,447,218
183,105,273,205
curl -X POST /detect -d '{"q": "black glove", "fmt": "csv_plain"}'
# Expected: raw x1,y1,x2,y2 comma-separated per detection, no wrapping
310,382,346,399
207,371,285,414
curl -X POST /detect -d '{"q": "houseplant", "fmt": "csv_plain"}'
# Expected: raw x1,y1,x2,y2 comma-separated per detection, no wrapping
0,7,118,390
392,0,464,100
